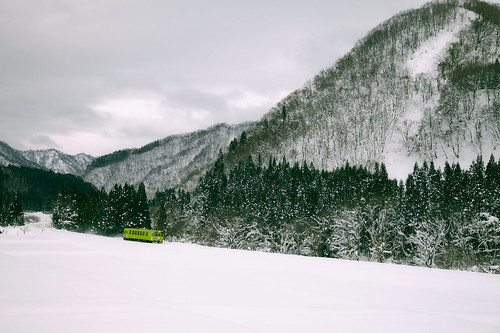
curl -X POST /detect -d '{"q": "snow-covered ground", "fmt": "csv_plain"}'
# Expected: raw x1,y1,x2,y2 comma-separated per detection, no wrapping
1,214,499,333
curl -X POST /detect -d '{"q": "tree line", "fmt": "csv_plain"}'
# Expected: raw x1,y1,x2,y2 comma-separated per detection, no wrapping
0,164,94,227
0,164,94,212
151,152,500,272
52,183,151,235
0,196,23,227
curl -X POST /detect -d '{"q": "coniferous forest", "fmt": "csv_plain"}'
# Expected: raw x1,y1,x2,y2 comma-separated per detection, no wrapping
44,152,500,272
0,164,94,228
51,182,151,236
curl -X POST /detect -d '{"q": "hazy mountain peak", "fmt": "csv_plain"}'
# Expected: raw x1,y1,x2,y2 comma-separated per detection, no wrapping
0,141,94,175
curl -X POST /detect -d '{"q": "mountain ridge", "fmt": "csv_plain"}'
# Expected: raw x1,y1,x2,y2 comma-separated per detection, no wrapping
0,141,94,175
82,122,253,196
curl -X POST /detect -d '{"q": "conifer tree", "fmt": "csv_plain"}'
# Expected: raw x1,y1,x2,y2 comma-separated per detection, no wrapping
8,197,24,226
200,150,227,212
485,155,500,216
121,183,135,228
52,188,78,229
0,196,5,227
156,197,167,232
239,131,247,146
469,155,486,212
136,182,151,229
102,184,123,235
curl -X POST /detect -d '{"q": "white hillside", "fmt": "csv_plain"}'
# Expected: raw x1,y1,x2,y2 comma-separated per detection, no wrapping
1,214,499,333
407,8,476,77
385,8,478,179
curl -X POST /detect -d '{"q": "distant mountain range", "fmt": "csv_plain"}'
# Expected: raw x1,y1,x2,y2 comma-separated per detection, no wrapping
1,0,499,197
0,141,94,175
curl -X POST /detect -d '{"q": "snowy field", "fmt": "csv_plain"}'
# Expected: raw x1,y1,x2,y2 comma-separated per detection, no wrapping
1,214,499,333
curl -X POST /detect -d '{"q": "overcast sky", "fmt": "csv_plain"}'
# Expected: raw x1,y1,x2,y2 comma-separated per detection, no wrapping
0,0,477,156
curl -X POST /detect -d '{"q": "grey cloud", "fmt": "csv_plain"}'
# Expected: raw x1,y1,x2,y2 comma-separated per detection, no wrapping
28,135,60,150
164,88,229,114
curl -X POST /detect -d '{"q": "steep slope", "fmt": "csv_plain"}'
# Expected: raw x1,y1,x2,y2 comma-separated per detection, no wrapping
83,122,252,196
0,141,94,175
225,0,500,179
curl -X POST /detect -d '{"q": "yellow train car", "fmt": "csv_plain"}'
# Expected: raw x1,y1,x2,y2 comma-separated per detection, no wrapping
123,228,164,243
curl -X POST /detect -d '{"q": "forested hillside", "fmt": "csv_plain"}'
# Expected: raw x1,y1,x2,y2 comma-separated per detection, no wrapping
83,122,252,197
0,165,94,212
225,0,500,179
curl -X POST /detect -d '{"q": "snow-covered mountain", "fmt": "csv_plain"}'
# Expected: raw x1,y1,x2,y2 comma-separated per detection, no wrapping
0,141,40,169
84,0,499,194
83,122,252,196
21,149,94,175
225,0,500,179
0,141,94,175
